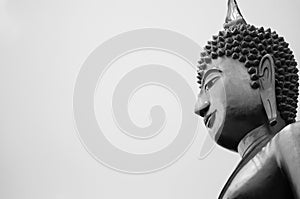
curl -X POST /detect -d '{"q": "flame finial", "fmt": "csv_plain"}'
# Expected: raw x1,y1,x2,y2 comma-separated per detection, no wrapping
224,0,247,29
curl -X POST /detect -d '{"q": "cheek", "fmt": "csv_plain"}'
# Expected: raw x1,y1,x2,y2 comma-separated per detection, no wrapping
207,79,227,140
209,79,226,110
223,77,261,114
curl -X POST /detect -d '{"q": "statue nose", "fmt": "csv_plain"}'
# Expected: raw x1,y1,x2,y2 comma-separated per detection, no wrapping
194,99,210,117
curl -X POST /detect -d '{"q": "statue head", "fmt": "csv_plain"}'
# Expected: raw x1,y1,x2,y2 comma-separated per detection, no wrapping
194,0,299,151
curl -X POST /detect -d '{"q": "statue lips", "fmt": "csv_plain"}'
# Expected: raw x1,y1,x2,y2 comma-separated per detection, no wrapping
204,110,217,128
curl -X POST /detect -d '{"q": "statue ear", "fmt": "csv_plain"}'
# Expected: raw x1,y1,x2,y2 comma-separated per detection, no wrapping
258,54,278,126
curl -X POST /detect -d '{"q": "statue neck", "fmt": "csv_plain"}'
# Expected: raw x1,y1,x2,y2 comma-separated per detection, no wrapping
237,124,273,158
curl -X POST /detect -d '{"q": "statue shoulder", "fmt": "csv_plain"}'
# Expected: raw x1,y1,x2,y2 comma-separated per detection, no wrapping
277,121,300,140
273,121,300,165
273,122,300,197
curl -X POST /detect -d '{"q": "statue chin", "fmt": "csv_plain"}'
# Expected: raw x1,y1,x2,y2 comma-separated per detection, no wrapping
213,107,267,151
206,109,225,146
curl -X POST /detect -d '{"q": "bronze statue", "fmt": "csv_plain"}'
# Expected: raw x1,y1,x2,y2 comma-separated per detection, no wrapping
194,0,300,198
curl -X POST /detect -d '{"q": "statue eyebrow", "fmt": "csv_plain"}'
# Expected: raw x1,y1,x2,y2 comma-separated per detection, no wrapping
202,68,223,85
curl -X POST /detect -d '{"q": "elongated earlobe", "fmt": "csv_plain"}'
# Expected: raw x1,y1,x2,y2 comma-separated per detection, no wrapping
258,54,277,126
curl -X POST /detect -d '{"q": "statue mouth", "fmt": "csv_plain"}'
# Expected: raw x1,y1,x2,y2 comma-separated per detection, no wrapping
204,110,216,128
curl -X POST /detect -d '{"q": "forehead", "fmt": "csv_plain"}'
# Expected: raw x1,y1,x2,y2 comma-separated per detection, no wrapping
200,57,249,82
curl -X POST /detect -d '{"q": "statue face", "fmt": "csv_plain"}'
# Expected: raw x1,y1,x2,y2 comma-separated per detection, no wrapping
195,57,267,150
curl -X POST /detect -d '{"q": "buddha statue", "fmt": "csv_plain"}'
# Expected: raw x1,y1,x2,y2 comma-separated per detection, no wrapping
194,0,300,198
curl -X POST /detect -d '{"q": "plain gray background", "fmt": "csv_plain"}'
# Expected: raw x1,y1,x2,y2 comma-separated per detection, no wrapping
0,0,300,198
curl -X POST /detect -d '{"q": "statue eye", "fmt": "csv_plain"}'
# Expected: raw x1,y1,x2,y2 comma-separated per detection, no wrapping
204,76,220,91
